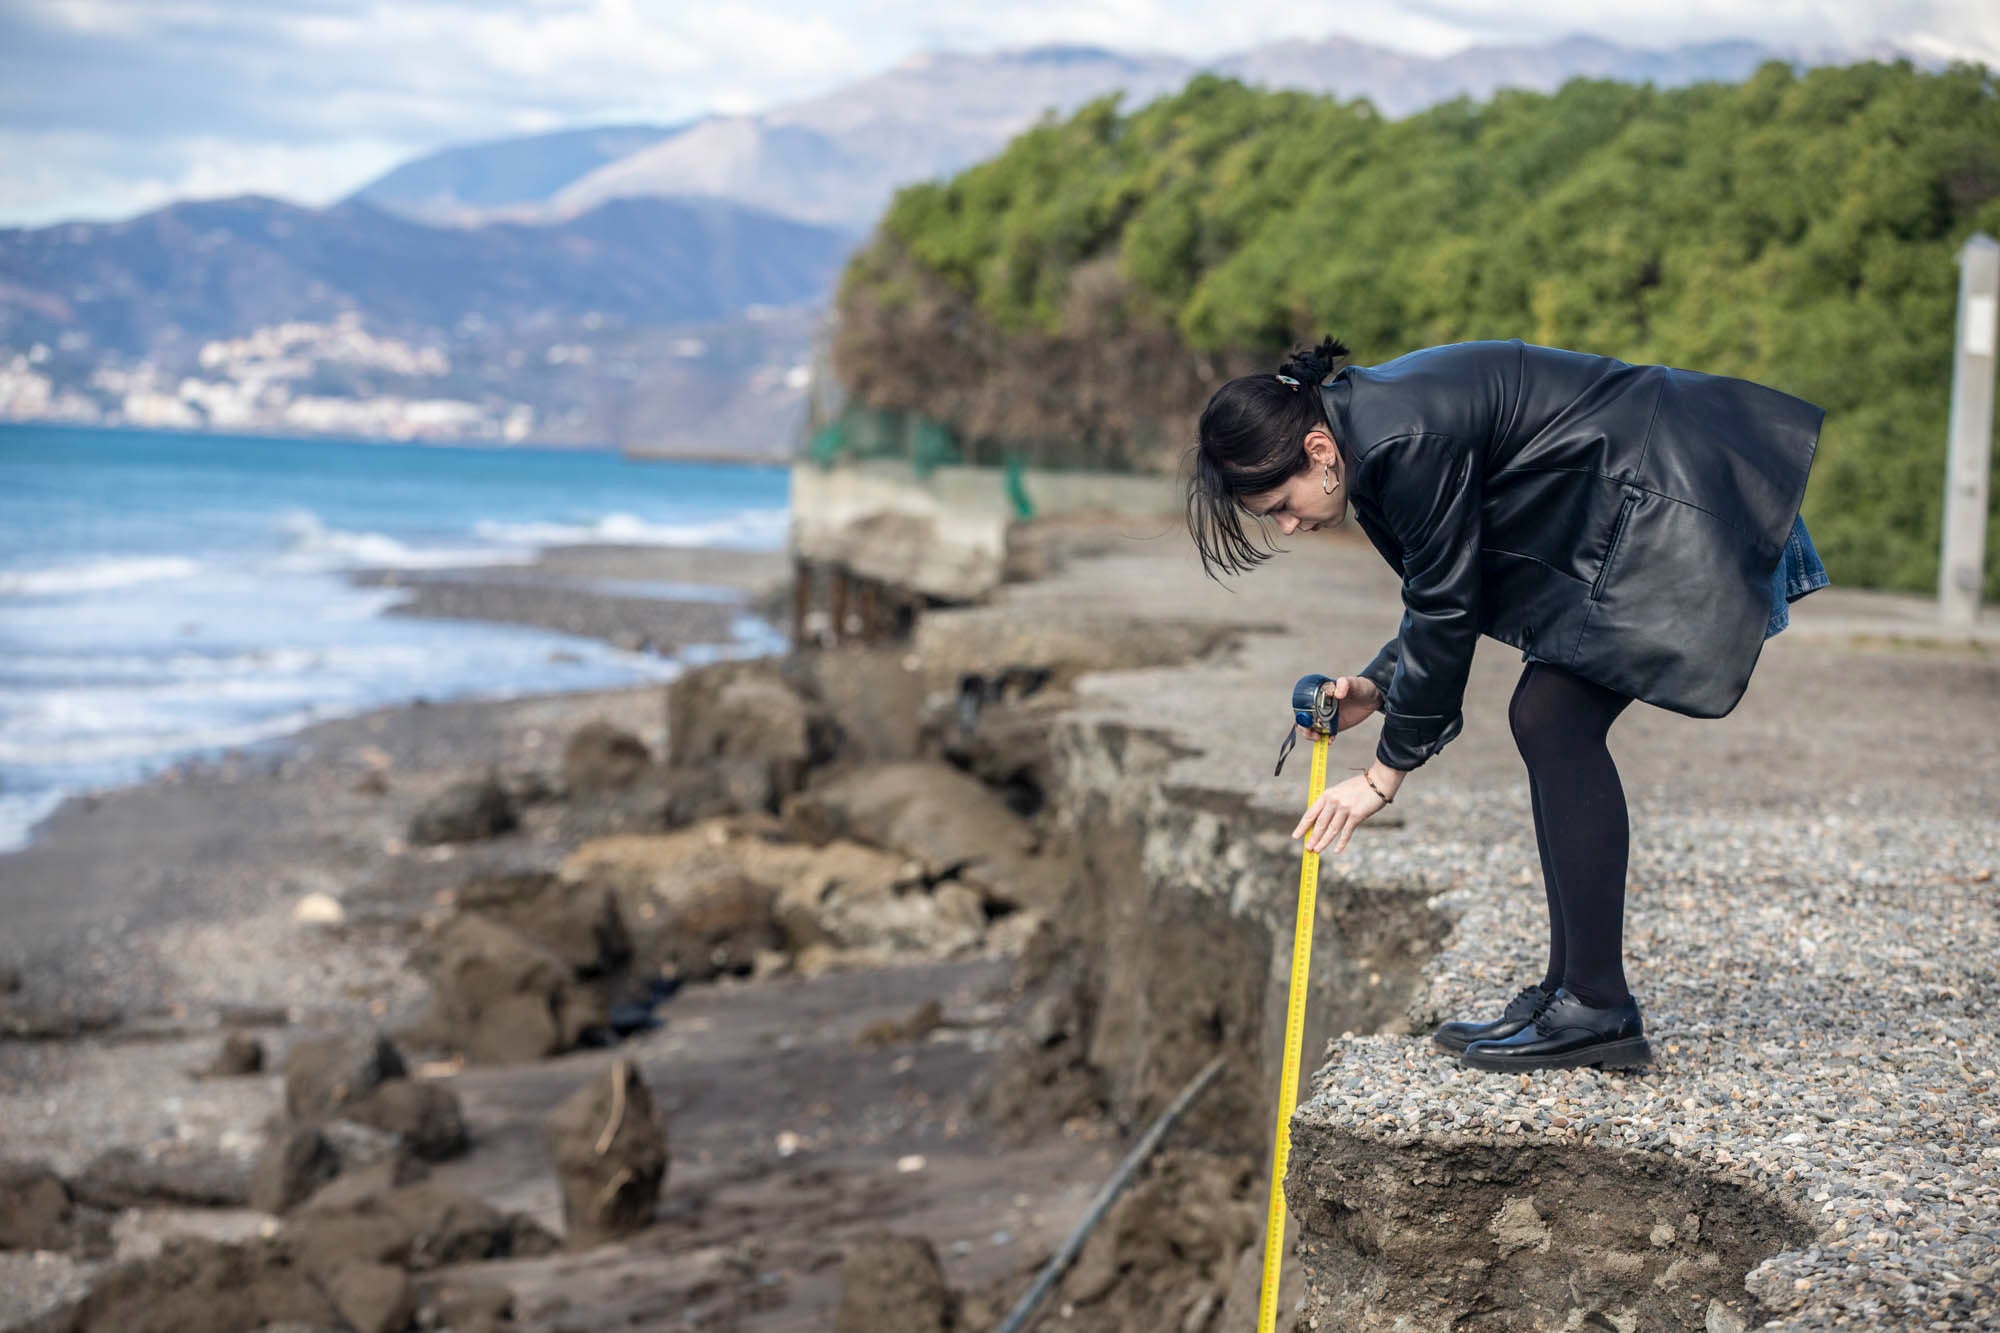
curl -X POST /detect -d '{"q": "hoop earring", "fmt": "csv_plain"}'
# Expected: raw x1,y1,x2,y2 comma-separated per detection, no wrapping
1322,464,1338,495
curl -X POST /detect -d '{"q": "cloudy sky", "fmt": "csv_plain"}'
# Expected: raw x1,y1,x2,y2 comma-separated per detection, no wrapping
1,0,1993,228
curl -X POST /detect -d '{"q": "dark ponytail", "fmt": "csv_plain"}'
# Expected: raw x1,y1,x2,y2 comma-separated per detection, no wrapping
1184,335,1351,582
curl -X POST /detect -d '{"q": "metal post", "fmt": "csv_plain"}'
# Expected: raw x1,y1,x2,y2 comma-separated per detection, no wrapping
1941,233,1998,624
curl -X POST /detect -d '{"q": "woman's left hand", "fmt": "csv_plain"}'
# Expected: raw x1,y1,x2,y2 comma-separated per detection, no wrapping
1291,775,1387,854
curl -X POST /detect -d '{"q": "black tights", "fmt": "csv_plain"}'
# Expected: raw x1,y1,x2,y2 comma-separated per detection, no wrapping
1508,662,1635,1008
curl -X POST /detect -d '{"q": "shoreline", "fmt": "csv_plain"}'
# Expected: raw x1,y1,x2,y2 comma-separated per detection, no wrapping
0,539,794,865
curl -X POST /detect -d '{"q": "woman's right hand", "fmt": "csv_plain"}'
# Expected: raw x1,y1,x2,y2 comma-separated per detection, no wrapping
1295,675,1383,742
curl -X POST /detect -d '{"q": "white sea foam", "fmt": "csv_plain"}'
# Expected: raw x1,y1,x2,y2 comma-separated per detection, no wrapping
0,704,331,766
0,556,203,597
274,509,536,571
4,644,436,682
472,508,788,551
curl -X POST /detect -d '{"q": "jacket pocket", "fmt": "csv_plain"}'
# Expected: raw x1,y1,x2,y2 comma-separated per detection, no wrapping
1589,490,1640,602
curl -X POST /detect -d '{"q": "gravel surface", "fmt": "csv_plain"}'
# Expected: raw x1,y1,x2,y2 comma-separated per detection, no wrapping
953,525,2000,1329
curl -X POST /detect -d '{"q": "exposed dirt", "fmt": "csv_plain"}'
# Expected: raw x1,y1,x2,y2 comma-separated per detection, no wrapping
1286,1135,1817,1332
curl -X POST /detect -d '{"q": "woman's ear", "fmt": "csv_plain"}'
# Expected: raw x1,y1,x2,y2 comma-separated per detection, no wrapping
1305,428,1337,467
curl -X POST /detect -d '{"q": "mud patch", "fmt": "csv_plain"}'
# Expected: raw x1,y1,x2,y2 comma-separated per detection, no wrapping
1286,1135,1817,1332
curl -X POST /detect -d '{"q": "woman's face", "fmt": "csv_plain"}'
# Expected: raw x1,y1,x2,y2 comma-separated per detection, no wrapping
1239,426,1348,536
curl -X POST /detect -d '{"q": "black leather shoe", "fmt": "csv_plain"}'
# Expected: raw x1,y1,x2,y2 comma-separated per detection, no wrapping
1429,983,1556,1055
1460,986,1652,1072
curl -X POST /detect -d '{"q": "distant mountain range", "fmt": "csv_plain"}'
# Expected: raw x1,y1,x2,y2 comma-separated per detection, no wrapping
0,194,853,356
352,33,1921,233
349,123,692,224
0,31,1934,455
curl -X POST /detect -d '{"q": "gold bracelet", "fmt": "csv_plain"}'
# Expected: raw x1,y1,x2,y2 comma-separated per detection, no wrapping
1363,771,1394,804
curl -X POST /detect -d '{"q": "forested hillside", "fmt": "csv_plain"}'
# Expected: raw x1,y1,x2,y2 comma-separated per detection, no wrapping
833,59,2000,595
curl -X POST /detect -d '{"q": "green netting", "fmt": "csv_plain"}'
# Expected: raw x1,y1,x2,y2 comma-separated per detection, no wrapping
804,402,1157,477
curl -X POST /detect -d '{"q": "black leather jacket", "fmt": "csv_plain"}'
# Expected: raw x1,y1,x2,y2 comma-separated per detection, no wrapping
1323,339,1824,771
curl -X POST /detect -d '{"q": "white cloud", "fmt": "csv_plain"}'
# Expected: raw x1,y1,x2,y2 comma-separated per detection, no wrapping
0,0,1992,227
0,130,412,227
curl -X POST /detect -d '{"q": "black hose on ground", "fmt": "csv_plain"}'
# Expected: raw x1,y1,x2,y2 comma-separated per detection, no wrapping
992,1053,1229,1333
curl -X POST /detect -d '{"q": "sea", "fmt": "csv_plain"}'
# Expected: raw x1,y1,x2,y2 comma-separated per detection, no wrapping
0,423,793,853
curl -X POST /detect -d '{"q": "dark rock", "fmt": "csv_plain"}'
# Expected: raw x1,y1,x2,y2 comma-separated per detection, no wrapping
297,1156,429,1215
545,1059,668,1248
504,768,558,805
834,1233,955,1333
858,999,945,1048
284,1031,407,1120
408,774,518,845
656,874,779,981
783,760,1073,911
563,720,655,792
0,1003,122,1041
349,1080,469,1161
421,914,576,1064
250,1126,342,1216
71,1145,252,1210
0,1158,112,1256
21,1236,340,1332
798,647,927,764
665,660,833,806
289,1179,558,1276
202,1032,265,1077
456,871,631,978
326,1261,415,1333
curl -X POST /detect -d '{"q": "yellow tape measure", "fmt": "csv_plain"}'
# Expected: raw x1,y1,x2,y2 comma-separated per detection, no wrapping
1258,726,1327,1333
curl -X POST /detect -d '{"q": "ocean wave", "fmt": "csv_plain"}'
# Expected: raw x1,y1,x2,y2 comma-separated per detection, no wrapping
274,509,535,571
0,556,202,597
0,704,331,766
472,508,789,551
1,644,438,682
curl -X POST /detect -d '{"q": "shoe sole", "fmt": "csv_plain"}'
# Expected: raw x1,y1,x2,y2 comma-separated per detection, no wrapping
1459,1036,1653,1072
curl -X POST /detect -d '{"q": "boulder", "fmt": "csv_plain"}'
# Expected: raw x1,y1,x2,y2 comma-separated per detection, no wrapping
545,1059,668,1248
289,1178,558,1276
408,774,518,845
834,1233,956,1333
253,1111,428,1216
24,1236,341,1332
349,1079,469,1161
456,870,631,978
662,659,838,811
71,1145,252,1210
562,720,655,792
820,878,985,957
422,914,578,1064
784,761,1071,911
797,647,926,764
284,1031,407,1121
0,1158,111,1256
202,1031,265,1077
563,820,993,963
250,1125,343,1215
326,1261,415,1333
560,828,782,981
658,874,778,980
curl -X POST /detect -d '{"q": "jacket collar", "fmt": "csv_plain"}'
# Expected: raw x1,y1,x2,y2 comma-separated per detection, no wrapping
1317,370,1360,491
